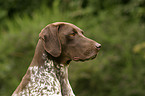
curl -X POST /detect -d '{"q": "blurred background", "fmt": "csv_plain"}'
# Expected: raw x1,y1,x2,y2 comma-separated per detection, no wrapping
0,0,145,96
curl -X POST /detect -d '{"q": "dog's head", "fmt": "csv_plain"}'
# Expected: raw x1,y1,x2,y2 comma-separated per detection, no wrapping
39,22,101,63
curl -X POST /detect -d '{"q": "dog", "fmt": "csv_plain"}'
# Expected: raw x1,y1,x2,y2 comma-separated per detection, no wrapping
12,22,101,96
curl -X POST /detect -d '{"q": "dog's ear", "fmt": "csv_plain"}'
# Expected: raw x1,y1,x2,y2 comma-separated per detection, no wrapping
39,24,61,57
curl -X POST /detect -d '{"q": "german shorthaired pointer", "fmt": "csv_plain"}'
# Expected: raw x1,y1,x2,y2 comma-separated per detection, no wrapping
12,22,101,96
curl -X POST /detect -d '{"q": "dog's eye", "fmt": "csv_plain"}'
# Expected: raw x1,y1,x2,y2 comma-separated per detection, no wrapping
69,33,76,37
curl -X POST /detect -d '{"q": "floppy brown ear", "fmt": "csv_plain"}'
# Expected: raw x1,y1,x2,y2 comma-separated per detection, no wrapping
39,24,61,57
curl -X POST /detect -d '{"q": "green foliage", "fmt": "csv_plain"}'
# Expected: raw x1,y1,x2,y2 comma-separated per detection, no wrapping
0,0,145,96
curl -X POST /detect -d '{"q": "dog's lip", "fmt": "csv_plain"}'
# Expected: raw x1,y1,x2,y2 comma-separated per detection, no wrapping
73,54,98,61
73,57,80,61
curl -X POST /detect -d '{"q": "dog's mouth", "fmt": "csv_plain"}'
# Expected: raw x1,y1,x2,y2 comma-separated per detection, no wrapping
73,54,98,61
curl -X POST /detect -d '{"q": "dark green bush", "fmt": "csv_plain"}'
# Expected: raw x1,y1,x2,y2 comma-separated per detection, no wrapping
0,0,145,96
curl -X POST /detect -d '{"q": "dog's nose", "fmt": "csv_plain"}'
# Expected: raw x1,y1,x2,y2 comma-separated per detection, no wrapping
95,43,101,50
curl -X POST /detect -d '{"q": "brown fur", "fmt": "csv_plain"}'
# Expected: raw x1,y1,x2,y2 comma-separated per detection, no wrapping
12,22,101,96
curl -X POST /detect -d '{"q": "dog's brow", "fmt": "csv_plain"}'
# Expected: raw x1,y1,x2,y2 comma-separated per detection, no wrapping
73,29,77,33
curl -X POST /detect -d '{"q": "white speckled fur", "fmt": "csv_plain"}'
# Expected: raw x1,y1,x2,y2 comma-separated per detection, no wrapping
13,59,75,96
16,60,61,96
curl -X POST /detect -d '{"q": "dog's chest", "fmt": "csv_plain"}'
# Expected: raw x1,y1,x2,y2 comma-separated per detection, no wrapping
19,60,62,96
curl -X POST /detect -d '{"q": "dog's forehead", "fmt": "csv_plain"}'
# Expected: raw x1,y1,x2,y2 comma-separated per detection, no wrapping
52,22,83,31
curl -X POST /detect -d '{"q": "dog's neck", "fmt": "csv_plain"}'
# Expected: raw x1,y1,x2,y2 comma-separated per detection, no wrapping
27,40,75,96
54,61,75,96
